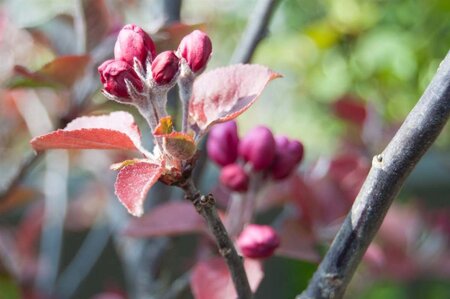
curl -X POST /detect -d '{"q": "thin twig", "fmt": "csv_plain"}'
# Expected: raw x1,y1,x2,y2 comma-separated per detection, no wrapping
230,0,281,64
180,179,252,299
297,51,450,299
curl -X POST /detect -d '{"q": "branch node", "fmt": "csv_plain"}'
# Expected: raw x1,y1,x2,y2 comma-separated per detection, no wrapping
219,248,232,257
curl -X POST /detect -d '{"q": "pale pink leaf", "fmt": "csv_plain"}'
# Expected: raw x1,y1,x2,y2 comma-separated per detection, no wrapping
124,201,206,237
31,111,143,151
114,162,163,217
189,64,281,131
190,257,263,299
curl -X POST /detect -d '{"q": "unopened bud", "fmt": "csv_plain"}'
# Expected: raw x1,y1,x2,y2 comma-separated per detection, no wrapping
178,30,212,73
270,136,304,180
207,121,239,166
237,224,280,259
98,59,143,98
114,24,156,67
239,126,275,171
219,163,249,192
151,51,180,85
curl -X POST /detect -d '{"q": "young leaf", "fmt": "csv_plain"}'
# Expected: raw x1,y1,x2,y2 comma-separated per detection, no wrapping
114,162,163,217
153,116,174,135
31,112,143,151
153,119,196,160
189,64,281,131
124,201,206,237
190,257,263,299
164,132,197,160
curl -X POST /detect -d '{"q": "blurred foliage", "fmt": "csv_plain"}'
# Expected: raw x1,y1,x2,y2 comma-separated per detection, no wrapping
200,0,450,157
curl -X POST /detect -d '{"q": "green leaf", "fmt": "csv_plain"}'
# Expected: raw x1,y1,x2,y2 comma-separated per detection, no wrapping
0,275,21,299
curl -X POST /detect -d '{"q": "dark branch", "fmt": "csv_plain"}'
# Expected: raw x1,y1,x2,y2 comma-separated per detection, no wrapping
298,51,450,299
230,0,280,64
180,179,252,299
0,153,42,202
160,0,182,26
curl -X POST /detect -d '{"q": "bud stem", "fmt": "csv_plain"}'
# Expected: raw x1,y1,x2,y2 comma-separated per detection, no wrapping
178,63,195,133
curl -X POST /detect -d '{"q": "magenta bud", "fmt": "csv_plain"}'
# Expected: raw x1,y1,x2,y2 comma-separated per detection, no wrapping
237,224,280,259
239,126,276,171
114,24,156,67
151,51,180,85
178,30,212,73
219,163,249,192
207,121,239,166
271,136,304,180
98,59,143,98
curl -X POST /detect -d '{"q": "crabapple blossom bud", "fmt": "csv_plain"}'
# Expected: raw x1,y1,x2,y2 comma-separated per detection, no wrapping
219,163,249,192
270,136,304,180
151,51,180,85
237,224,280,259
178,30,212,73
114,24,156,67
98,59,143,98
207,121,239,166
239,126,276,171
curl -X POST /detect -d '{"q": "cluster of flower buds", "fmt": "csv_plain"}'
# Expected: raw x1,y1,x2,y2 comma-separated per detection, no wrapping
98,23,212,111
236,224,280,259
207,121,304,192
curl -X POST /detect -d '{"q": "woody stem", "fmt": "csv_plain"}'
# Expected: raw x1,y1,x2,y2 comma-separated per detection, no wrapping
179,178,253,299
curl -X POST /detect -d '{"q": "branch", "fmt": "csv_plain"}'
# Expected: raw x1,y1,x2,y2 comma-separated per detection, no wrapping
160,0,182,26
180,179,252,299
297,51,450,299
230,0,280,64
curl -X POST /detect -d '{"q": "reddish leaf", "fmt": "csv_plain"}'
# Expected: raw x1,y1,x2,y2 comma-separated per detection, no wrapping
30,112,143,151
190,257,263,299
276,218,320,263
332,95,367,126
114,162,163,217
124,201,206,237
189,64,281,131
12,55,90,88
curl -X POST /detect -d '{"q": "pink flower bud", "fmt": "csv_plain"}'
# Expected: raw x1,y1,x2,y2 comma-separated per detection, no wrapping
237,224,280,259
178,30,212,73
151,51,180,85
207,121,239,166
239,126,275,171
114,24,156,67
98,59,143,98
219,163,249,192
270,136,304,180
